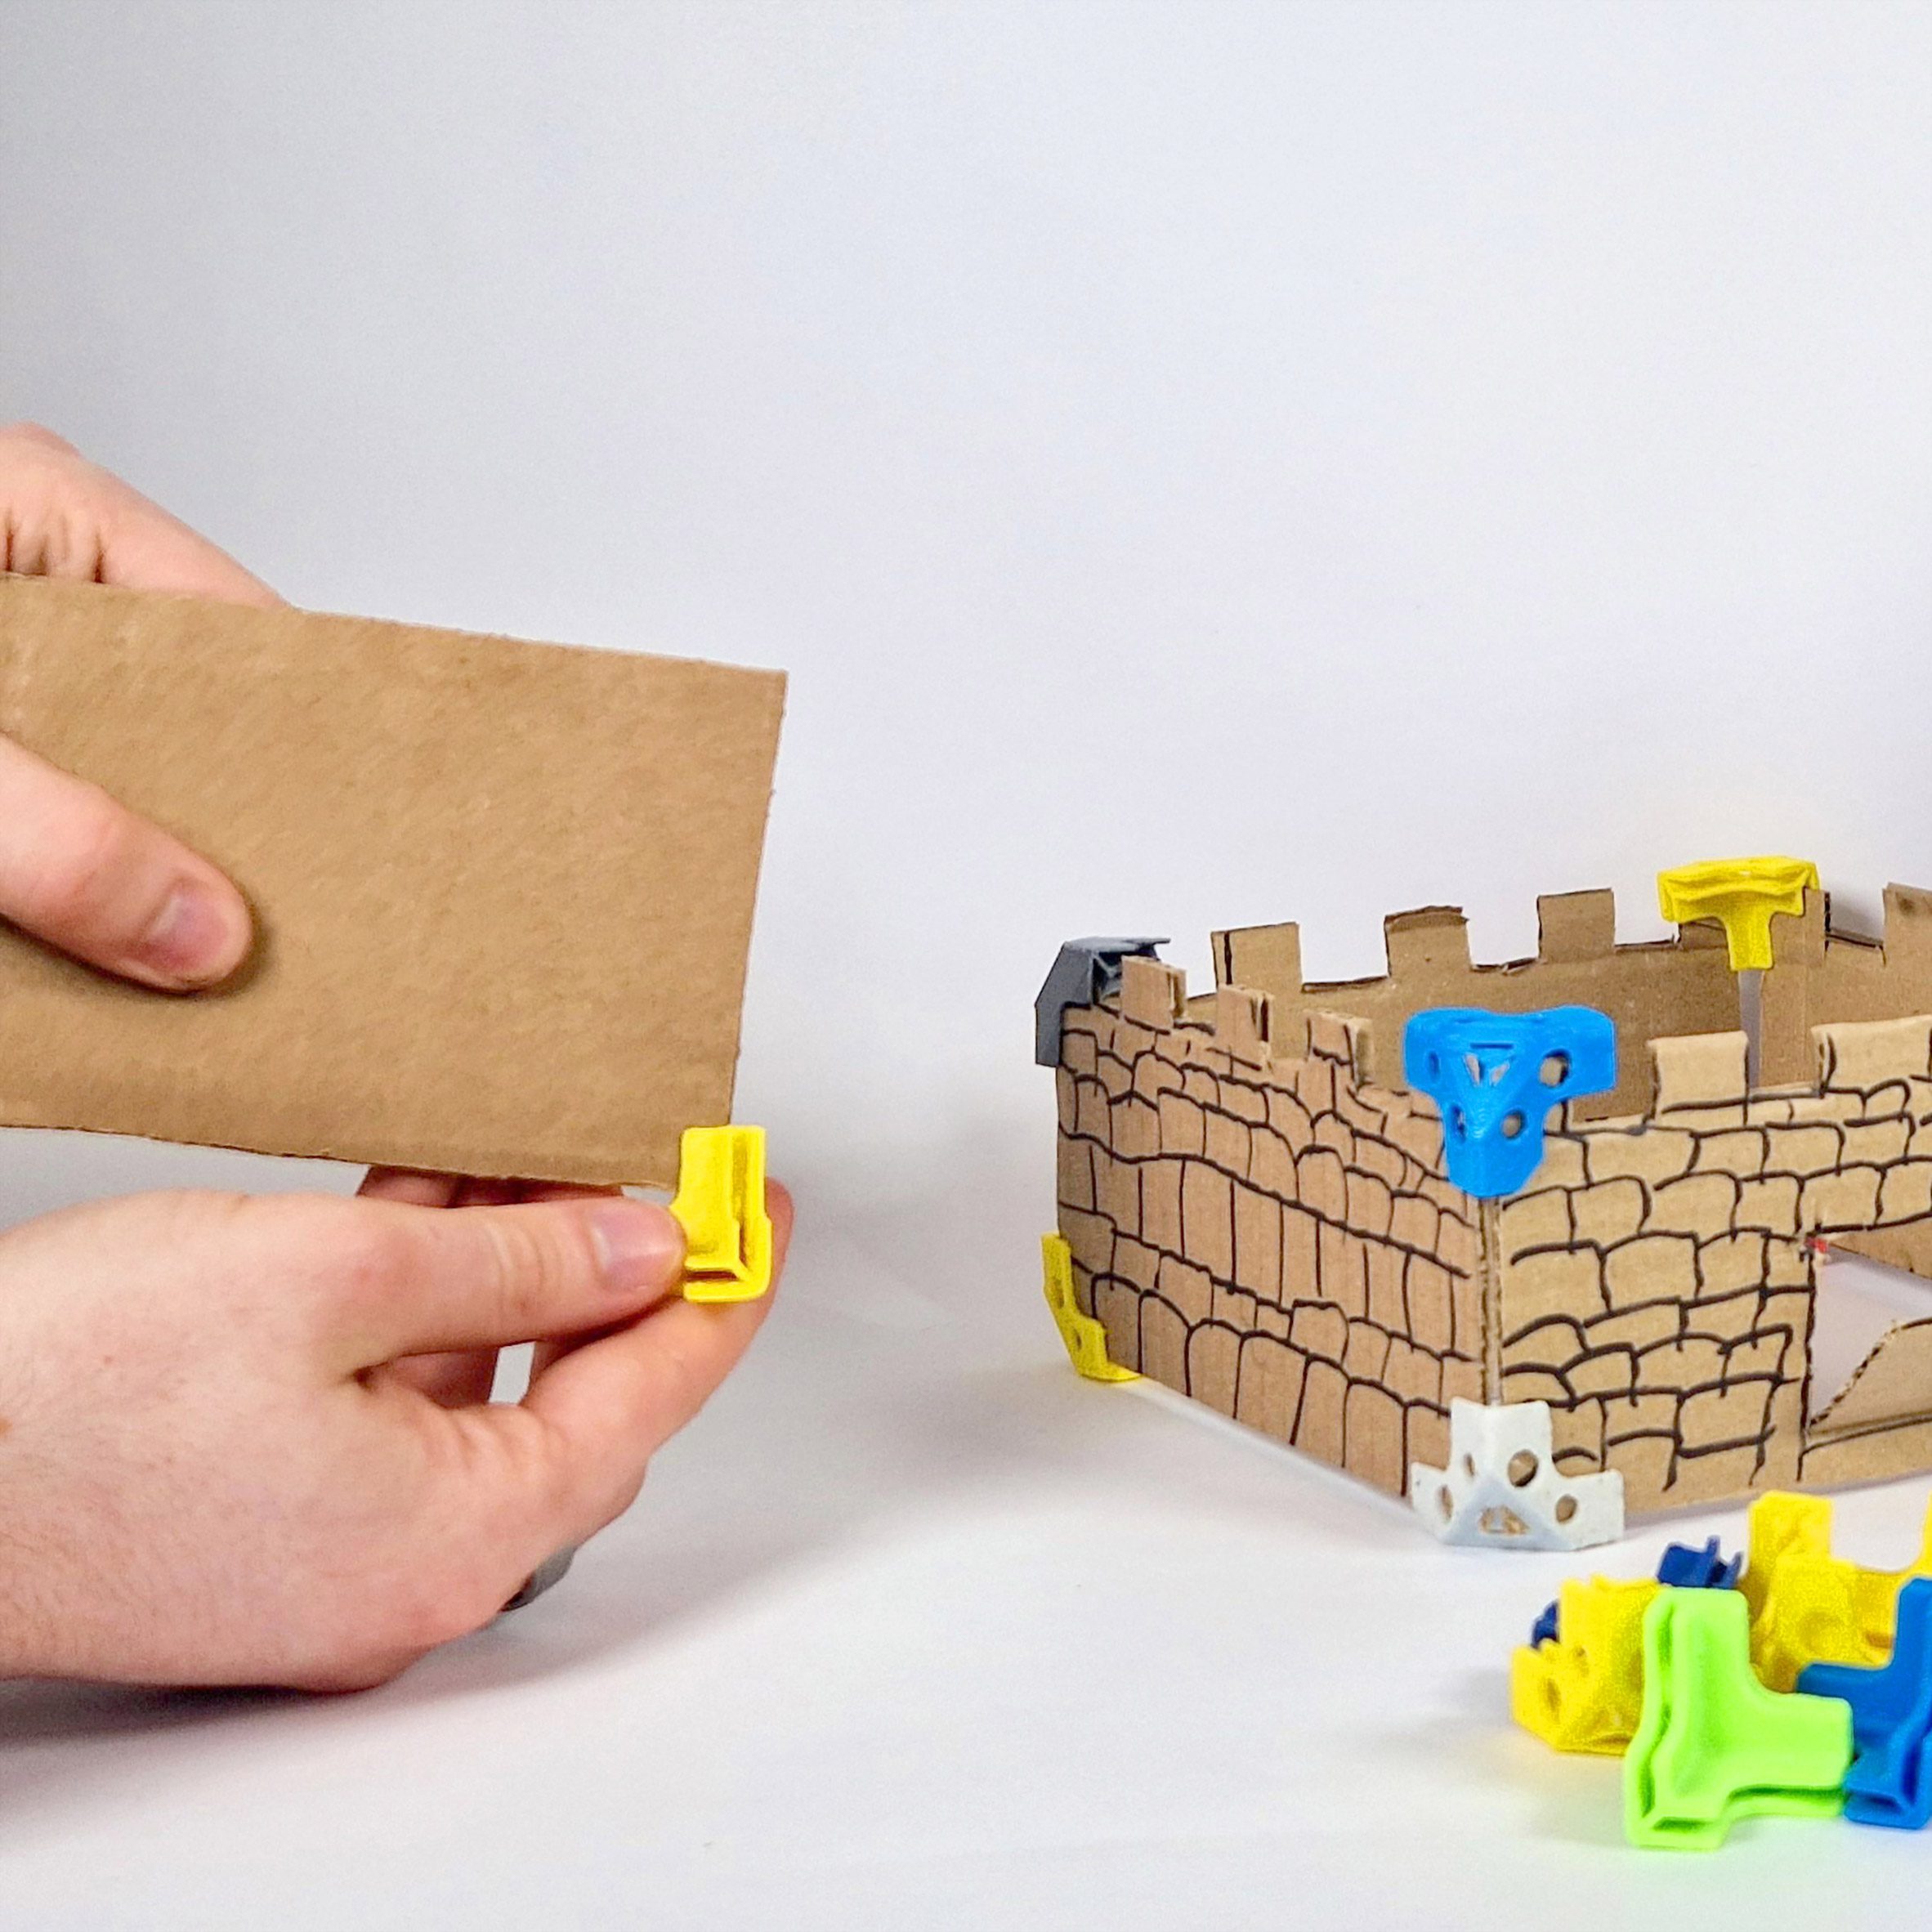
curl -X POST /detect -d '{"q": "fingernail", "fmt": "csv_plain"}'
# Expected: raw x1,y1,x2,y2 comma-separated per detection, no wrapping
136,881,250,986
587,1201,685,1293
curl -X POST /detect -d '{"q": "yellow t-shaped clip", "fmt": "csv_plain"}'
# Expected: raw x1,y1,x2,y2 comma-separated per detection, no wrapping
1657,856,1819,972
669,1125,773,1303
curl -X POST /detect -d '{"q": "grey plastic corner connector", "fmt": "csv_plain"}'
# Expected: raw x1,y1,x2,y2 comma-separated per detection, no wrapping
1034,937,1168,1067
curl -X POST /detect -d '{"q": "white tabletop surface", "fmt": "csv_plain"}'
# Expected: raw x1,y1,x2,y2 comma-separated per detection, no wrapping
5,1138,1932,1930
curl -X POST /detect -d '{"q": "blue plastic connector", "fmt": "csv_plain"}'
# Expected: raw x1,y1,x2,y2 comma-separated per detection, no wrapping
1657,1536,1744,1593
1799,1576,1932,1830
1402,1006,1617,1199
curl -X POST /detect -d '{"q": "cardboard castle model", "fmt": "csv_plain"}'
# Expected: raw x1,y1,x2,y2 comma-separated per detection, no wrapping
1040,875,1932,1520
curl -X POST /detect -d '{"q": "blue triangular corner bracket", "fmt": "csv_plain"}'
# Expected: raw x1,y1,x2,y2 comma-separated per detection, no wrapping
1403,1006,1616,1199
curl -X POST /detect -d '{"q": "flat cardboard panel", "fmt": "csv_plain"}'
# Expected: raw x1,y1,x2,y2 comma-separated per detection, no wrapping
1809,1318,1932,1441
0,577,785,1186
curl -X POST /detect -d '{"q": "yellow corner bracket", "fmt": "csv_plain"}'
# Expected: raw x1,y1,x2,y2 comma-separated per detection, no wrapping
1042,1233,1137,1382
1513,1577,1661,1755
1743,1490,1932,1691
1657,856,1819,973
670,1125,773,1304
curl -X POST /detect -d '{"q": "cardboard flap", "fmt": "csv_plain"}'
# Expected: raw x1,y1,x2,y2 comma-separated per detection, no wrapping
1811,1318,1932,1440
0,577,785,1187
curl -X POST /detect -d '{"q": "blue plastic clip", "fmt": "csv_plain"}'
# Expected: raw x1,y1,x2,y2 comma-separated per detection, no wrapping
1530,1536,1742,1648
1402,1006,1617,1199
1799,1576,1932,1830
1657,1536,1744,1593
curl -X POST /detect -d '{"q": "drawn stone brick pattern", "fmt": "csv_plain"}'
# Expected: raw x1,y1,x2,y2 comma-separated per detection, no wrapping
1498,1017,1932,1513
1055,958,1483,1494
1051,883,1932,1517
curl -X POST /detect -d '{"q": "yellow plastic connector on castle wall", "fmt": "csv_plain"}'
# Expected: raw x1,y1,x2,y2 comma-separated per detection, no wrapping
1513,1577,1661,1754
670,1125,773,1304
1042,1234,1137,1382
1657,856,1820,973
1742,1491,1932,1691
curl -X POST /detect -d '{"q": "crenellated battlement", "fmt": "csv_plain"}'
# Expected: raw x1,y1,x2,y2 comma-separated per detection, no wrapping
1763,886,1932,1085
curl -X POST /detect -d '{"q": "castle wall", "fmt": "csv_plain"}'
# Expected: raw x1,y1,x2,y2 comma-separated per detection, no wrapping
1055,957,1483,1496
1496,1017,1932,1514
1053,886,1932,1520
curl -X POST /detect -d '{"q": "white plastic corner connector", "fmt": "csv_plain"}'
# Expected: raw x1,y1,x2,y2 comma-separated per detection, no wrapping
1408,1398,1624,1552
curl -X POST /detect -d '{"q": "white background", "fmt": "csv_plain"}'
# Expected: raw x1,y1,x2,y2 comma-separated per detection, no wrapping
3,3,1932,1925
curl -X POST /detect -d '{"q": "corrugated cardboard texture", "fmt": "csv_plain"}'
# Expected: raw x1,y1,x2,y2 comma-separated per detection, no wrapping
0,578,785,1187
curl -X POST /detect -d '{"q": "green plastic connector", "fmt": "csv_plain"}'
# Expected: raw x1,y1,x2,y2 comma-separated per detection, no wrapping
1625,1588,1852,1850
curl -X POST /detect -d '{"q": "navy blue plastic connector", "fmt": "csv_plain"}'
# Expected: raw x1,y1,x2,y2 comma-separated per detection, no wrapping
1656,1535,1743,1593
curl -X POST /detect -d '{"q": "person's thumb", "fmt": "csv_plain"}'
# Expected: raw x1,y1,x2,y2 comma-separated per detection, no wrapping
324,1195,686,1369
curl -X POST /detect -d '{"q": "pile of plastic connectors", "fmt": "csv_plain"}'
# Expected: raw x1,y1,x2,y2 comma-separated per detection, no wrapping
1513,1492,1932,1848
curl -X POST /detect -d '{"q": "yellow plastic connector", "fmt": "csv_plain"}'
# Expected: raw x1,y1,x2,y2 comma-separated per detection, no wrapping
1042,1233,1137,1382
1657,856,1820,973
1513,1577,1661,1755
1743,1491,1932,1691
670,1125,773,1304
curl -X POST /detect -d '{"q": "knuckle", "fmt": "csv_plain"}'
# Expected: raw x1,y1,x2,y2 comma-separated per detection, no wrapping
319,1210,418,1316
478,1210,586,1330
0,420,77,457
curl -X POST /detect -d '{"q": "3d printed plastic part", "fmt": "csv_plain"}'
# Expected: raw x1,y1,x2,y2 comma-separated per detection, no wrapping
1042,1234,1138,1383
1742,1491,1932,1692
1033,937,1168,1068
670,1125,773,1303
1657,856,1820,973
1657,1536,1744,1594
1402,1007,1616,1199
1625,1588,1852,1851
1529,1536,1741,1651
1514,1577,1661,1755
1408,1398,1624,1551
1800,1579,1932,1830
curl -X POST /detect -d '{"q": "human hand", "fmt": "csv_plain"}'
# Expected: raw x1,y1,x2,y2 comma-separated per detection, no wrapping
0,1182,789,1689
0,422,271,988
356,1168,623,1411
